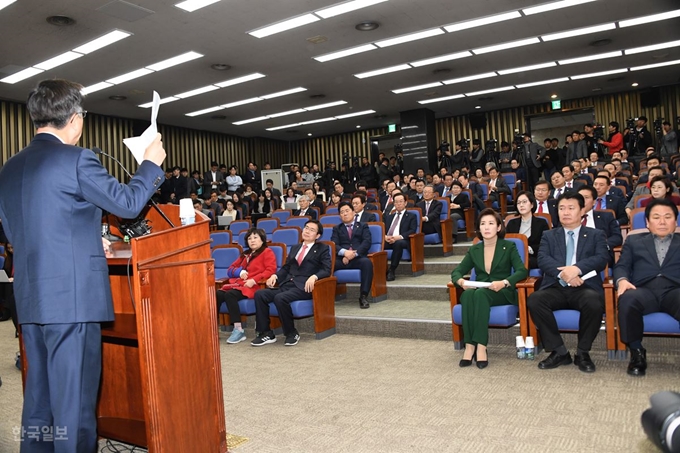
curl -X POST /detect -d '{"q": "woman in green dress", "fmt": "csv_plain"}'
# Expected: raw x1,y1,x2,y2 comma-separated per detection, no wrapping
451,208,527,369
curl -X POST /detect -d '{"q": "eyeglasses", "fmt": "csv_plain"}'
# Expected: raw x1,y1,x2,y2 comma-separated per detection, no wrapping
75,110,87,119
303,225,318,233
516,200,530,205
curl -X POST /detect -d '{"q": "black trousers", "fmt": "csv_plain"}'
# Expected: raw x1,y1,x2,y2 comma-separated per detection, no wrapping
527,285,604,352
618,278,680,345
216,289,246,325
335,256,373,295
385,239,410,270
254,281,309,336
527,166,542,191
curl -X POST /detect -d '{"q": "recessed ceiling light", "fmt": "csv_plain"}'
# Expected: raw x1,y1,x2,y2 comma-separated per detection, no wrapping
232,116,269,125
175,0,221,12
466,86,515,96
146,51,203,71
522,0,596,16
316,0,388,19
248,14,320,39
410,51,472,68
138,97,180,108
211,63,231,71
356,125,361,128
335,110,376,119
631,82,639,87
300,117,337,125
186,106,226,117
551,94,558,99
618,8,680,28
629,59,680,71
268,108,307,118
106,68,154,85
355,21,380,31
475,105,481,109
625,40,680,55
214,73,266,88
314,44,377,62
0,67,44,84
443,11,521,32
308,133,313,136
418,94,465,105
222,97,263,108
558,51,622,65
515,77,570,88
375,28,444,48
541,23,616,42
472,37,540,55
45,15,76,26
497,62,556,75
33,51,84,71
266,123,302,131
570,68,628,80
260,87,307,99
304,100,347,110
391,82,443,94
73,30,132,55
442,72,496,85
109,95,127,101
80,82,114,95
354,64,411,79
174,85,219,99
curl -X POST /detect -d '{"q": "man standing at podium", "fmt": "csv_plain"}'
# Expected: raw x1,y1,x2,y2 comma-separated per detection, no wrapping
0,79,166,452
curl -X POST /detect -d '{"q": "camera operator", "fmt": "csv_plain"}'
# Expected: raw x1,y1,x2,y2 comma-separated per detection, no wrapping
661,121,678,159
451,140,468,171
377,157,393,185
632,116,653,157
359,156,378,188
583,123,602,158
498,141,514,173
469,138,485,174
520,133,545,191
439,140,453,173
323,161,341,192
598,121,624,156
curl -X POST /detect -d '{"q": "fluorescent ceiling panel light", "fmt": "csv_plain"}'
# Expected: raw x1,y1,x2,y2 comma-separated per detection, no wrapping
442,72,496,85
541,23,615,42
106,68,154,85
0,67,44,84
186,106,225,117
570,68,628,79
375,28,444,48
139,97,180,108
0,0,18,12
410,51,472,67
80,82,114,95
304,100,347,110
268,109,306,118
73,30,131,54
558,50,622,64
516,77,570,88
417,94,465,105
261,87,307,99
266,123,301,131
300,117,337,125
498,62,556,75
335,110,376,119
315,0,388,19
313,44,377,62
146,51,203,71
392,82,443,94
175,85,219,99
223,98,263,108
354,64,411,79
233,116,269,125
175,0,221,12
522,0,596,16
443,11,521,32
625,40,680,55
630,59,680,71
466,86,515,96
473,37,540,55
619,9,680,28
249,14,320,39
34,51,84,70
215,72,266,88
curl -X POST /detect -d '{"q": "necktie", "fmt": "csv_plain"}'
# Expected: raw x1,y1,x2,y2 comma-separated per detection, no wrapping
387,211,402,236
596,198,602,210
555,188,561,198
297,244,307,266
538,202,544,214
354,214,359,224
346,224,353,239
425,202,430,216
581,215,587,227
442,187,448,197
566,231,575,266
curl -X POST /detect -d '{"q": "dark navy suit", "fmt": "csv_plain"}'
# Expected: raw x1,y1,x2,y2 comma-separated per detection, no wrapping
417,198,442,238
356,211,377,223
527,226,609,352
384,210,417,270
0,133,164,452
590,209,623,266
254,242,331,335
331,221,373,295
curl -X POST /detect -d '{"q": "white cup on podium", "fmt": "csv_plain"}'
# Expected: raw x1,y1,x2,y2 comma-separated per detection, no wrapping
179,198,196,226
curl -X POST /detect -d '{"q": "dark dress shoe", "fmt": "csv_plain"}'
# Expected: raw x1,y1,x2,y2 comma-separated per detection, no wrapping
386,270,396,281
574,352,596,373
476,360,488,369
459,350,476,367
628,348,647,376
359,295,370,309
538,351,572,369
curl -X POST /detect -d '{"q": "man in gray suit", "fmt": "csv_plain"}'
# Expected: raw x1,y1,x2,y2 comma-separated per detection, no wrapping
521,133,545,191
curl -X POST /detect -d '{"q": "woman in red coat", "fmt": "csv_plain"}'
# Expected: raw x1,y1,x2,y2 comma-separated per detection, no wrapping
216,228,277,344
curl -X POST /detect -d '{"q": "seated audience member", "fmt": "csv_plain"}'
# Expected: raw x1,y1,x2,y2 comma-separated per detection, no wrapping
380,181,397,210
293,195,317,219
639,176,680,207
252,220,331,347
431,174,445,196
332,202,374,309
510,159,527,188
252,191,272,216
352,193,378,223
265,179,282,198
615,198,680,376
304,188,325,215
561,165,584,190
312,181,326,202
204,191,224,216
486,167,510,204
533,180,559,227
231,192,250,217
449,181,471,243
592,175,627,225
603,162,631,197
417,185,442,239
194,200,214,223
637,155,661,184
327,191,342,208
263,188,280,211
549,171,570,199
384,193,418,282
578,186,622,266
527,192,609,373
283,187,300,206
216,228,276,344
222,199,241,221
459,172,485,212
440,173,455,198
506,191,549,269
625,166,666,216
451,209,527,369
334,181,349,199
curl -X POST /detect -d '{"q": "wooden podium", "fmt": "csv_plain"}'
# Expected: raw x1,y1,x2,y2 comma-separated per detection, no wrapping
99,204,227,452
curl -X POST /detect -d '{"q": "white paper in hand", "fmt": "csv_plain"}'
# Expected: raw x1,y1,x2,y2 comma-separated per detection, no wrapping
462,281,492,288
123,91,160,164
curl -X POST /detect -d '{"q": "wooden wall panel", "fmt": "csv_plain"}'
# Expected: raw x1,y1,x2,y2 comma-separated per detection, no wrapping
289,127,388,168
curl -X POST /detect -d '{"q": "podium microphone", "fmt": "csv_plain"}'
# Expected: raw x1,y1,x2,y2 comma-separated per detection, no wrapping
92,147,175,230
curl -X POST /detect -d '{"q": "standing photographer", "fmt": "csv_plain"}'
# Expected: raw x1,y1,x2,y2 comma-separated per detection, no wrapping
632,116,653,156
598,121,624,156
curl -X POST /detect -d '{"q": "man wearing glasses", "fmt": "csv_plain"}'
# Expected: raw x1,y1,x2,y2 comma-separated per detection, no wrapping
252,220,331,346
0,79,166,452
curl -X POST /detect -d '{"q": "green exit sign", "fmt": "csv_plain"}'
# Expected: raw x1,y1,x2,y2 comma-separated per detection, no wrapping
551,99,562,110
388,124,396,133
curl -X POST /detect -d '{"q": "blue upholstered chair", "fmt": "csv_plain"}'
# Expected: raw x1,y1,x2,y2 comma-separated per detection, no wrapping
257,218,280,241
325,206,338,215
423,197,454,257
271,210,290,226
286,216,311,231
459,190,477,238
334,222,388,302
229,220,251,242
268,241,338,339
319,214,342,227
271,227,300,254
447,234,530,349
212,244,242,280
385,208,425,277
210,231,232,249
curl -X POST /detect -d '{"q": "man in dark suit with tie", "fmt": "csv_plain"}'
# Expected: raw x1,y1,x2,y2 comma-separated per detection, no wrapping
593,175,628,225
578,186,622,266
534,180,560,227
417,185,442,238
527,192,610,373
203,161,225,195
332,202,373,309
560,165,585,191
352,194,378,223
615,199,680,376
440,173,455,199
486,167,510,205
384,193,418,281
293,195,317,219
0,79,166,452
305,188,325,215
252,219,331,346
459,172,485,212
549,171,573,200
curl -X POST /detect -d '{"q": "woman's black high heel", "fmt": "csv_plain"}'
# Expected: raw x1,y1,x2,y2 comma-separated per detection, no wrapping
459,349,476,367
